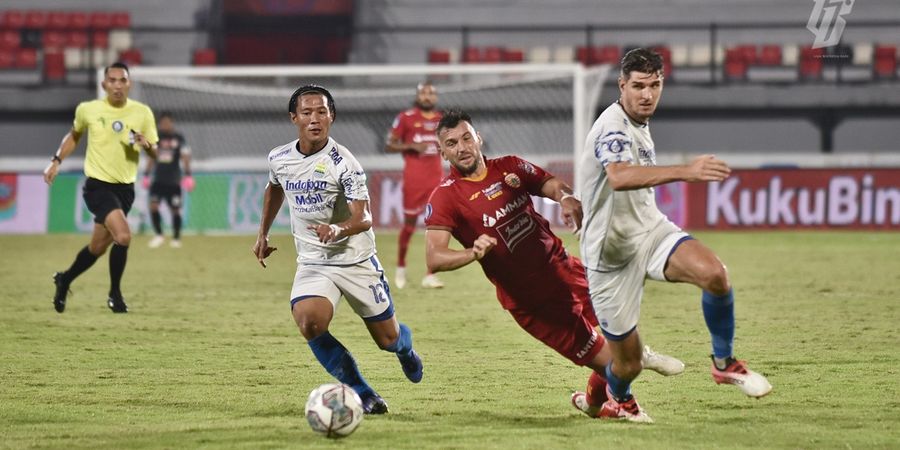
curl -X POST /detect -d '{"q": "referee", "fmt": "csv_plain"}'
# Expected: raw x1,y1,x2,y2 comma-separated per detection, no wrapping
43,62,158,314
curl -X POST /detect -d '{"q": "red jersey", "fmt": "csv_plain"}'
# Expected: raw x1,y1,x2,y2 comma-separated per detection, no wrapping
390,107,444,213
425,156,572,309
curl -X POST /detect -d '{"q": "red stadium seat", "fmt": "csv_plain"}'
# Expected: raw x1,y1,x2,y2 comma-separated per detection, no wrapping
111,12,131,29
118,48,143,65
873,45,897,79
42,31,67,50
735,44,757,65
653,46,673,78
0,49,15,68
91,31,109,48
427,48,451,64
482,46,503,63
192,48,218,65
597,45,620,64
24,11,48,29
66,31,89,48
1,10,26,29
576,46,591,65
89,12,112,30
15,47,38,68
462,47,481,63
799,47,824,80
0,30,21,49
43,49,66,81
68,12,89,30
502,48,524,63
758,45,782,66
724,48,748,80
46,12,70,30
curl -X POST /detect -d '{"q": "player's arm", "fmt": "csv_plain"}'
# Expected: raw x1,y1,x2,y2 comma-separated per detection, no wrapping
425,228,496,273
43,128,83,185
606,154,731,191
252,182,284,268
539,176,582,232
384,135,428,154
308,199,373,244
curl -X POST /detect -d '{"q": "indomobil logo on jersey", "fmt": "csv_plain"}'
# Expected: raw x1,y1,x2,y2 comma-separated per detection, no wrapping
482,181,503,200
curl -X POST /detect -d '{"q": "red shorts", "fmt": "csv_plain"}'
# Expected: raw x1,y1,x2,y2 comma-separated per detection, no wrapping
504,256,604,366
402,181,437,216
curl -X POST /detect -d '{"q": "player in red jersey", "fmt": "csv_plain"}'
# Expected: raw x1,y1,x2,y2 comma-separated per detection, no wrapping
384,82,445,289
424,109,682,421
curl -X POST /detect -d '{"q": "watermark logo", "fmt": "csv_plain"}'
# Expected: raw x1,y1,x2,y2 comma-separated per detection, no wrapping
807,0,854,49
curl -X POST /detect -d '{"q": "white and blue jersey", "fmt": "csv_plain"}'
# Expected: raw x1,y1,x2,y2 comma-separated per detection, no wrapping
267,137,377,266
577,102,670,271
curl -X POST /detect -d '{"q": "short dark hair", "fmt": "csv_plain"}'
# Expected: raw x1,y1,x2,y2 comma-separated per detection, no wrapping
104,61,130,76
620,48,663,79
288,84,336,120
159,111,174,120
436,108,472,135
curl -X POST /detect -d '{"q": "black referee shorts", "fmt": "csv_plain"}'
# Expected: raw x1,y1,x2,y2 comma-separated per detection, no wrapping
83,177,135,224
149,183,183,208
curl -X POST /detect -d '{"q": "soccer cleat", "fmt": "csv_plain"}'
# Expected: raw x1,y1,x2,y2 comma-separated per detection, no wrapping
148,235,165,248
711,356,772,398
394,267,407,289
361,394,389,414
420,273,444,289
398,349,423,383
571,391,601,418
642,345,685,376
52,272,71,313
107,292,129,313
169,239,182,248
597,387,653,423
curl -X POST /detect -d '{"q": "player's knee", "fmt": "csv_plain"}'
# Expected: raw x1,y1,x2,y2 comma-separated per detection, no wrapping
297,318,328,341
703,264,730,295
375,331,400,351
114,231,132,246
619,358,643,379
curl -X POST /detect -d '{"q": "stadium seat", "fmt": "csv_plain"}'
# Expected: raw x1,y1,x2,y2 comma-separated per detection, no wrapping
502,48,524,63
0,49,15,68
109,30,132,51
111,12,131,29
64,47,85,69
724,49,748,80
68,12,89,30
597,45,621,64
118,48,143,65
688,44,711,67
782,44,799,66
91,31,109,49
43,49,66,81
853,42,873,65
528,46,551,63
15,47,38,69
462,47,481,63
873,45,897,79
24,11,48,29
192,48,218,65
47,12,70,30
758,45,782,66
799,47,824,80
1,10,26,29
670,44,689,67
66,31,89,49
653,46,673,77
42,31,68,50
735,45,757,65
427,48,451,64
482,46,503,63
89,12,112,30
0,30,21,49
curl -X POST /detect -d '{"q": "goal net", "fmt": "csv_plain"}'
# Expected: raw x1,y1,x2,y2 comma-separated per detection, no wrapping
116,64,611,232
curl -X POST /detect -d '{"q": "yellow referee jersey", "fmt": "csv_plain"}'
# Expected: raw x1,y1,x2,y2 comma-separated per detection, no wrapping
73,97,158,184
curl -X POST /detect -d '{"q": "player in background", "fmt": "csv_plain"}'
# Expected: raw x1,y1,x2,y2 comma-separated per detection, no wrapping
384,81,445,289
44,62,158,314
143,111,194,248
424,109,683,423
252,85,423,415
575,48,772,422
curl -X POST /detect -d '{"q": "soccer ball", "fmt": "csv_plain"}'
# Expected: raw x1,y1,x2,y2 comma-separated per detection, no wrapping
305,383,364,438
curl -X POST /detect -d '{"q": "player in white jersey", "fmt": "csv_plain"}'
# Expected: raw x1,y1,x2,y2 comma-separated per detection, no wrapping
575,48,771,422
251,85,423,415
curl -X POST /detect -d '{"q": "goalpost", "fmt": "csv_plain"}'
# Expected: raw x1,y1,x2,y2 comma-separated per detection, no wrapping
108,64,611,232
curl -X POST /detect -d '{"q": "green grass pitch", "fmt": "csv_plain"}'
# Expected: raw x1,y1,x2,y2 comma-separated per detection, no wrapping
1,231,898,449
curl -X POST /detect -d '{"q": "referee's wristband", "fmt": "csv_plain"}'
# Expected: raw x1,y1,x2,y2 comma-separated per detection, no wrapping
51,155,62,163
